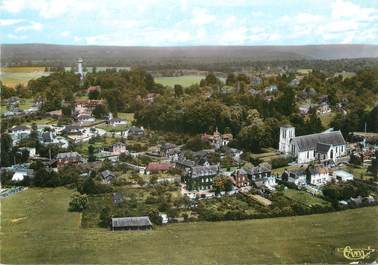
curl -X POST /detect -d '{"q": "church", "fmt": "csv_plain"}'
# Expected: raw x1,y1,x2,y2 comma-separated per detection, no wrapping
279,125,347,164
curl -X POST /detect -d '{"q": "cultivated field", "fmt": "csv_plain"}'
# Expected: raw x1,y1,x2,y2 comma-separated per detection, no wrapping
1,187,377,264
0,67,50,87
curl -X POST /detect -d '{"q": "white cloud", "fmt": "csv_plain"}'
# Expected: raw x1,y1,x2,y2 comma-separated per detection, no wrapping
0,0,26,13
103,19,140,29
195,28,207,40
73,36,82,42
60,31,71,37
223,16,237,27
1,0,377,45
278,0,378,44
15,22,43,32
7,33,27,40
190,8,216,25
0,19,24,26
220,27,248,44
331,0,375,20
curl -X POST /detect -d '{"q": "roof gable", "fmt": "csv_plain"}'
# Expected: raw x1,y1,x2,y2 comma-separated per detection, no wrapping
293,131,345,152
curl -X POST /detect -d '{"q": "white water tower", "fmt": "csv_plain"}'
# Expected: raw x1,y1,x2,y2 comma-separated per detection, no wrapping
77,58,83,80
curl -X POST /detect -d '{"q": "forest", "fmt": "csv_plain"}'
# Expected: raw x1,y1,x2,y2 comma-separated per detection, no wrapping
2,64,377,154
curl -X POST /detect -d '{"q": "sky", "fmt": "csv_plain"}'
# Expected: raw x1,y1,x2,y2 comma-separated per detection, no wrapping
0,0,378,46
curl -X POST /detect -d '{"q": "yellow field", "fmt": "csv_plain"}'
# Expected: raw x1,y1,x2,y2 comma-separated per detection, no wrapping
1,66,46,73
0,67,49,87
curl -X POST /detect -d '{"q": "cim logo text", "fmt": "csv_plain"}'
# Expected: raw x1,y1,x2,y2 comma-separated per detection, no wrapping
337,246,376,261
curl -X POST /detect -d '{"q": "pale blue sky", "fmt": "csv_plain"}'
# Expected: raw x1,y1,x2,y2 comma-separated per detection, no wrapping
1,0,377,46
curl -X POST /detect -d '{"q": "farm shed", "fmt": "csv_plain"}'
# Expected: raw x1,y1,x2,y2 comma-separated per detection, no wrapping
111,216,153,230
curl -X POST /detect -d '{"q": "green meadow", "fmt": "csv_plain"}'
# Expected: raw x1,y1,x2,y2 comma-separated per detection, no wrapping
155,75,205,87
1,187,377,264
1,67,50,87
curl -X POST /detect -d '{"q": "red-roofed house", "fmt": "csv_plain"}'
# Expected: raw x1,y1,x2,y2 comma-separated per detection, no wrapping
146,162,174,174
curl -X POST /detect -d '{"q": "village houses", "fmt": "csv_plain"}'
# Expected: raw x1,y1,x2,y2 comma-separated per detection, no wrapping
201,128,233,149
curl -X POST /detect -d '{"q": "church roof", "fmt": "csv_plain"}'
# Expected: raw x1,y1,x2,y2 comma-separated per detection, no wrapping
292,131,345,152
316,143,332,154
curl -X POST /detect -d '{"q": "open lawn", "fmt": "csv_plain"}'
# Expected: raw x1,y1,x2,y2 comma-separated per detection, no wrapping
284,189,330,207
1,67,50,87
272,164,305,175
97,123,129,132
1,187,377,264
117,112,135,123
73,137,121,157
22,117,57,126
1,98,35,115
320,112,337,128
155,75,205,87
338,164,374,181
249,148,282,163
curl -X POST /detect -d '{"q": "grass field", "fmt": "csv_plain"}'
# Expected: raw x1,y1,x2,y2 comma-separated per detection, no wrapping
1,67,50,87
155,75,205,87
284,189,330,207
320,112,337,128
1,187,377,264
117,112,135,123
73,137,121,157
1,98,35,115
338,164,374,180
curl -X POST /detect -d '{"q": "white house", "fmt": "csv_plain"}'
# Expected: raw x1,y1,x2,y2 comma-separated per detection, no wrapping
299,104,310,115
317,102,331,115
308,166,332,186
11,168,34,182
9,125,31,145
9,125,31,135
264,84,278,94
112,142,127,155
333,170,354,182
109,118,127,127
262,176,277,191
279,126,347,164
286,169,307,186
19,147,37,158
77,114,96,125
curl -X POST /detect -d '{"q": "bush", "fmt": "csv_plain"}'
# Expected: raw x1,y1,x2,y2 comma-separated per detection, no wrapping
277,180,298,190
184,135,211,151
99,207,111,227
271,157,292,169
79,177,113,194
148,208,162,225
68,192,88,211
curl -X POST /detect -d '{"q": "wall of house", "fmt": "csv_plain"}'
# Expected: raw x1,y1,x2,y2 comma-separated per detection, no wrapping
297,150,316,164
187,176,214,191
333,145,346,158
288,175,306,186
310,173,331,186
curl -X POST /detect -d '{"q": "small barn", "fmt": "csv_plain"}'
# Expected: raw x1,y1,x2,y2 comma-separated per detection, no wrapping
112,216,153,230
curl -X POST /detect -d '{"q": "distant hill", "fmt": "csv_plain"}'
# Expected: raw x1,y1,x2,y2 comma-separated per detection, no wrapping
1,43,378,67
